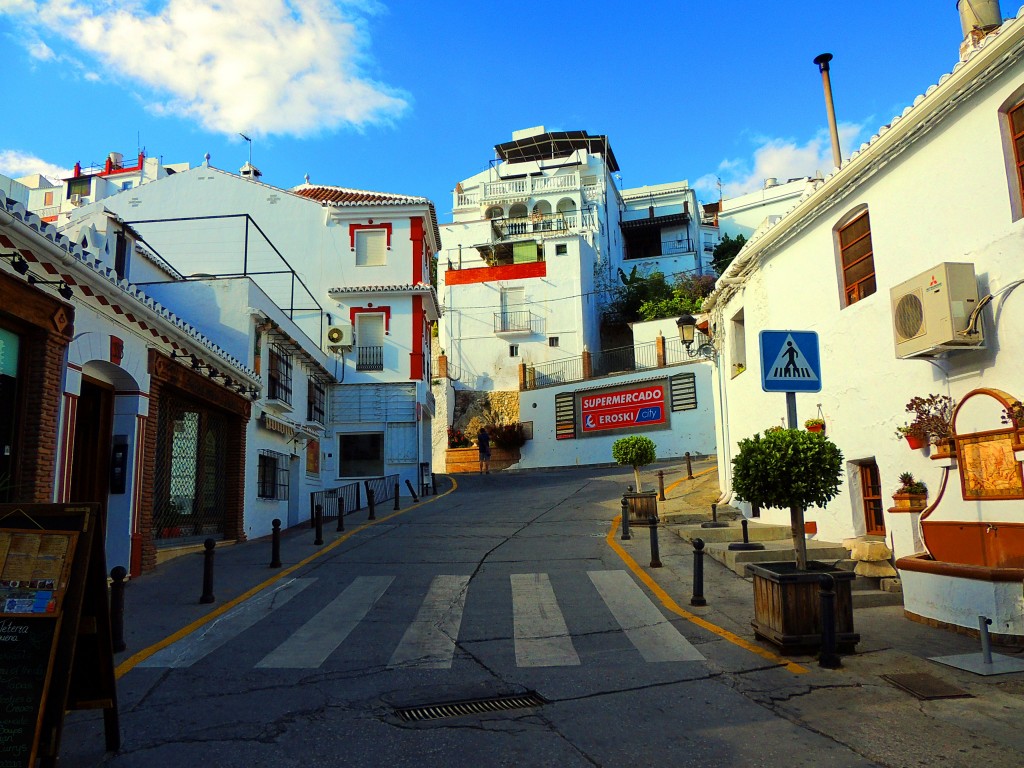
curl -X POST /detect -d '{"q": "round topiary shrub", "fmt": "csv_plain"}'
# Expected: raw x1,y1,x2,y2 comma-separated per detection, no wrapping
612,435,657,492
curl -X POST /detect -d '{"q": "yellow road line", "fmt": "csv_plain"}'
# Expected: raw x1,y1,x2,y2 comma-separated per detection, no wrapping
605,515,808,674
664,465,717,495
115,478,459,679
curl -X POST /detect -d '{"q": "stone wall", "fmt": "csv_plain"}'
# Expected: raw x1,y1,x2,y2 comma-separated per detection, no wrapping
452,390,520,437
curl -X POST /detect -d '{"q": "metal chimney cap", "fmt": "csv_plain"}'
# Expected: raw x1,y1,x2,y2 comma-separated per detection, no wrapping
814,53,833,71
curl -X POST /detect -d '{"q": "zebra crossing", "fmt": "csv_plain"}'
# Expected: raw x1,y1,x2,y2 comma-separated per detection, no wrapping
139,570,704,671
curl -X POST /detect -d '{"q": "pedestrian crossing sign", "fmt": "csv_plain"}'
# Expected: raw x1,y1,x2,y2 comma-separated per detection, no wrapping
759,330,822,392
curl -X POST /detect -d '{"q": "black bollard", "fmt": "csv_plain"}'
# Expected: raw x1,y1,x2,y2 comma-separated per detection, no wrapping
110,566,127,652
431,472,437,495
405,478,419,503
270,518,282,568
701,501,730,529
649,514,662,568
336,498,345,532
395,481,401,511
818,573,842,669
314,504,324,545
728,518,766,551
685,451,693,479
199,539,216,604
367,488,376,520
657,470,666,501
691,539,707,606
620,493,631,541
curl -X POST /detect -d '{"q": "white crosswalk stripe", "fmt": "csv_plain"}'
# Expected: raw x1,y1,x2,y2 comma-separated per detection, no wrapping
139,571,706,671
139,577,315,668
588,570,704,662
511,573,580,667
388,574,471,669
256,576,394,669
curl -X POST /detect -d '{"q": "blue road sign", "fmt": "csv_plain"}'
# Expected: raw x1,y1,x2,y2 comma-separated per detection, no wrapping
759,330,822,392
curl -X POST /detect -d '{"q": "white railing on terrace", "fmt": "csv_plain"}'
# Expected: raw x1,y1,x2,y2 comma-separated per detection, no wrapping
456,193,480,207
482,173,579,201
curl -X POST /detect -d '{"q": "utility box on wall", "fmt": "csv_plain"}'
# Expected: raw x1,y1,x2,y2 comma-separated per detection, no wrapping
890,262,984,358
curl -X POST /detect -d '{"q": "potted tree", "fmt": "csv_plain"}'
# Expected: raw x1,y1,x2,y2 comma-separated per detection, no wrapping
612,435,658,524
732,428,858,654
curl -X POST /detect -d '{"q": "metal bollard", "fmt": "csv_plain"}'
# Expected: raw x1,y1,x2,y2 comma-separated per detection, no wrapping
657,470,666,501
728,518,766,551
367,488,376,520
314,504,324,546
685,451,693,479
199,539,216,604
691,539,707,606
701,501,729,529
110,566,127,652
431,472,437,495
395,481,401,511
818,573,841,669
620,493,631,540
405,479,419,503
336,498,345,532
648,514,663,568
979,616,994,665
270,518,282,568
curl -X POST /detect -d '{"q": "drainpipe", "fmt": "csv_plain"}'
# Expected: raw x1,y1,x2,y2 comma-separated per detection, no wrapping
813,53,843,170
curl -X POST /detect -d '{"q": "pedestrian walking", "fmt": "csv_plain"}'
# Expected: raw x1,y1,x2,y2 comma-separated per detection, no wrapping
477,427,491,474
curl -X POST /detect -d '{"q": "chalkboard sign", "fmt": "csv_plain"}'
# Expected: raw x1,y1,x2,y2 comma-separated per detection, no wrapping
0,503,118,767
0,617,58,766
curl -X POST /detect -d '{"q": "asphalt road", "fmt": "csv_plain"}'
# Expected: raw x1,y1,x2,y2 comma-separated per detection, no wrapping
60,466,878,767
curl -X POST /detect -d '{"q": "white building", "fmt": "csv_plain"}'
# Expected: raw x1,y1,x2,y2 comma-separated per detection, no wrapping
703,3,1024,639
619,181,716,279
439,127,624,394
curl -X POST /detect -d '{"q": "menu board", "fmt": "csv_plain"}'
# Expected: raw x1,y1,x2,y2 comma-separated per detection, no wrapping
0,530,76,616
0,616,59,767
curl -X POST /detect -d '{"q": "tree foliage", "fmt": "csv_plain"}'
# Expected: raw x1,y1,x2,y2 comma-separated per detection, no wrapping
731,429,844,510
712,233,746,275
638,274,716,321
612,435,658,491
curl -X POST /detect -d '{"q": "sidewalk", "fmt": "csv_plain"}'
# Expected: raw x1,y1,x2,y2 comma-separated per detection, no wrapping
633,460,1024,768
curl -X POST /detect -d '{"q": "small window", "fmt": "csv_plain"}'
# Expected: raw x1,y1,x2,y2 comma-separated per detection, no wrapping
1008,101,1024,216
509,344,519,357
307,379,325,423
548,337,559,347
268,345,293,404
837,210,876,306
44,191,53,206
555,243,567,255
355,229,387,266
730,309,746,377
68,177,90,198
121,181,134,191
338,432,384,477
258,450,290,500
114,231,130,282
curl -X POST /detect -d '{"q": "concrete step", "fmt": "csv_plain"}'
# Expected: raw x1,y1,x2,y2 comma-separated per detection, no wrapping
670,520,793,544
700,539,851,576
852,588,905,609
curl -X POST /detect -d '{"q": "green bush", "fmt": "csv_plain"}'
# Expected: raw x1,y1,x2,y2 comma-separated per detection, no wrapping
731,428,843,511
612,435,657,492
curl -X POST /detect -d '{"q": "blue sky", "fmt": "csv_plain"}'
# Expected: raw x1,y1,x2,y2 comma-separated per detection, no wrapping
0,1,994,221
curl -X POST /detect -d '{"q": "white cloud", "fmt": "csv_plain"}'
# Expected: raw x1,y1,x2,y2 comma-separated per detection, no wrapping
3,0,408,136
696,123,866,199
0,149,72,181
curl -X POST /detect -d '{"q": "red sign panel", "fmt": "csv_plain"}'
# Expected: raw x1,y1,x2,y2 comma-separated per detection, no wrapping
580,384,667,433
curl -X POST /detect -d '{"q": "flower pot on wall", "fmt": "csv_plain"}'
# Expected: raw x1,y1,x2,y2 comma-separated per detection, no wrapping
905,434,927,450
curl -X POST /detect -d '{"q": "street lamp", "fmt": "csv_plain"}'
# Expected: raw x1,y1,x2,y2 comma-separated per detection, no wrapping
676,313,715,359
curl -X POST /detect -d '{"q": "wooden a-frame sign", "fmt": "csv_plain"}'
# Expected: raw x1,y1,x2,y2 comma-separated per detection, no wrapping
0,503,119,767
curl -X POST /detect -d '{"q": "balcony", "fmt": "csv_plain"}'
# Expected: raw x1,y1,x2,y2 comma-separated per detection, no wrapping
493,310,544,335
454,173,584,210
356,345,383,371
491,212,596,241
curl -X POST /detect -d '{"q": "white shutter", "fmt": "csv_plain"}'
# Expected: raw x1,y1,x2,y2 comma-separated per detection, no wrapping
386,423,417,463
356,229,386,266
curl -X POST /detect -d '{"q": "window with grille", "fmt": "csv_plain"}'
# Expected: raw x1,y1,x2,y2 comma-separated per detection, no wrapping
509,344,519,357
268,345,292,404
837,211,876,307
307,379,325,423
355,229,387,266
1009,101,1024,217
548,337,559,347
258,450,290,500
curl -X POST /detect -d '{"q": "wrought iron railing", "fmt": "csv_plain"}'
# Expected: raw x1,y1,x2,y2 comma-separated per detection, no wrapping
493,310,542,334
310,481,362,525
526,357,585,389
356,345,384,371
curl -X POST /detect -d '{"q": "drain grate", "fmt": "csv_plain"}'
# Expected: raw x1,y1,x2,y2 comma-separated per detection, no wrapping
882,673,973,701
395,692,546,722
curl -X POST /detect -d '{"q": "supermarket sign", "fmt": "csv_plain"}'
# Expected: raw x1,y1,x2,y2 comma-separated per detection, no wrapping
581,384,666,433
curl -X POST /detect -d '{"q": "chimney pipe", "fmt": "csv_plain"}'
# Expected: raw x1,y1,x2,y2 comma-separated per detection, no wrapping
814,53,843,171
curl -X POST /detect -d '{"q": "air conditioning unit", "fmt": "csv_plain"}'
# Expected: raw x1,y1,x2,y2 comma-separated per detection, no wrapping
69,194,82,205
324,323,353,349
890,262,984,359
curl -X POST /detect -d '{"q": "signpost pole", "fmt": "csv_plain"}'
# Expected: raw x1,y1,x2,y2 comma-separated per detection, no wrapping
786,392,798,430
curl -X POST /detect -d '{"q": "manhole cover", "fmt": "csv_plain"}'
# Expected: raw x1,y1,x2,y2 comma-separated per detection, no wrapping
882,673,973,700
395,692,546,722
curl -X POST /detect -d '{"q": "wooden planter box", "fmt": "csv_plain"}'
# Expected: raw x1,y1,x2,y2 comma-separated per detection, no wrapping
746,561,859,654
445,446,521,474
624,491,658,524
